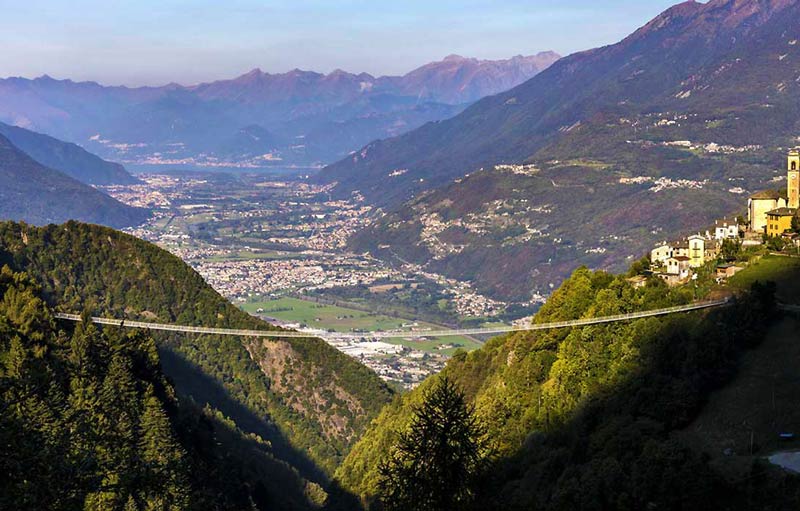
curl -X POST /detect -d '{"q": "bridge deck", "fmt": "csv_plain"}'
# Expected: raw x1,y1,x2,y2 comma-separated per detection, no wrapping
54,298,731,340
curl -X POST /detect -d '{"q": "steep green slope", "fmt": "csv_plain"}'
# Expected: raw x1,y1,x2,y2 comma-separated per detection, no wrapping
0,221,393,478
0,266,317,510
336,265,800,509
0,121,138,185
0,134,147,228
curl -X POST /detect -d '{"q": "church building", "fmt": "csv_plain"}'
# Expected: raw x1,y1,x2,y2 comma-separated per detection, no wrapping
748,149,799,233
789,149,800,209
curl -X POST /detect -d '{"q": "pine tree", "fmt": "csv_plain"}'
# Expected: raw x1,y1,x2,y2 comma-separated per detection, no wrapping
97,353,140,489
124,495,140,511
378,376,488,511
138,386,190,510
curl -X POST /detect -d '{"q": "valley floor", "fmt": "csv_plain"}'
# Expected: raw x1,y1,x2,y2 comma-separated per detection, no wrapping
103,173,513,386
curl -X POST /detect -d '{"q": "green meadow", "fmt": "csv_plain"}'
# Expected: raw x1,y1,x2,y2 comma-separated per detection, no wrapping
241,297,482,354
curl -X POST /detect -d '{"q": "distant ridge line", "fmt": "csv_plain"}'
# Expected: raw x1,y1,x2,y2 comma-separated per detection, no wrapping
53,298,731,340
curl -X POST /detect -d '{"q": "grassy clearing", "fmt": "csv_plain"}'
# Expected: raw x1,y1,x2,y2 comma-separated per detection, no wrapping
555,159,612,170
729,254,800,304
205,250,298,262
240,297,482,354
242,297,409,331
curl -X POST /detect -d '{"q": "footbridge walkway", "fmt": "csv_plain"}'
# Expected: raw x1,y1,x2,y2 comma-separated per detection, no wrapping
54,298,731,340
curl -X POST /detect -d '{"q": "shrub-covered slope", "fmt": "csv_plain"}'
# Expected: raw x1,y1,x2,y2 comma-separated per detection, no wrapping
0,221,393,478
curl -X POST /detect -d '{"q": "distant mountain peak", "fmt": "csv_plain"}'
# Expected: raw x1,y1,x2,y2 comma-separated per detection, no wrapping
632,0,795,43
234,68,265,83
627,1,704,40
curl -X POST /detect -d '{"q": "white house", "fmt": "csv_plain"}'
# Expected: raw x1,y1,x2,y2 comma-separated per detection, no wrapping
666,256,692,279
650,243,673,265
713,218,740,241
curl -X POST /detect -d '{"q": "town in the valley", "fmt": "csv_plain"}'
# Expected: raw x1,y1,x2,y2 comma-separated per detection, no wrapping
103,172,522,388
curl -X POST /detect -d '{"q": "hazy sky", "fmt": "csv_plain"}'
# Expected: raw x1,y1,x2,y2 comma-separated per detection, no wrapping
0,0,682,86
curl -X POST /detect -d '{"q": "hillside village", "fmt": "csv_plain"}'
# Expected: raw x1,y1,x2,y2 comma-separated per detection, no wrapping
649,149,800,285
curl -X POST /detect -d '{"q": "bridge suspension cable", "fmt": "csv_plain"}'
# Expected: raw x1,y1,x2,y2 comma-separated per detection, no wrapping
53,298,731,340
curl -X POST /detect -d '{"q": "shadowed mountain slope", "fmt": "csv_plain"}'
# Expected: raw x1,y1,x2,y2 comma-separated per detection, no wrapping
337,262,800,510
0,121,138,185
0,134,147,228
0,266,322,510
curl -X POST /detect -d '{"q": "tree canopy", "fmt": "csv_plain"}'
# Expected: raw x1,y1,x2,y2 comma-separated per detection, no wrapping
378,377,488,511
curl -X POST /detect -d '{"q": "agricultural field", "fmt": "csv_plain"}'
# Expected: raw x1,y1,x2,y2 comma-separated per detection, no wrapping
205,250,301,262
240,297,483,354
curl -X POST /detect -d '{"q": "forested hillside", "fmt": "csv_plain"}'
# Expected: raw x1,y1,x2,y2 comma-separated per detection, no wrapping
0,266,320,510
337,266,800,509
0,221,393,480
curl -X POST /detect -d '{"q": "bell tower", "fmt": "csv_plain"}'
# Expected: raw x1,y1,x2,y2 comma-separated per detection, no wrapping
789,149,800,209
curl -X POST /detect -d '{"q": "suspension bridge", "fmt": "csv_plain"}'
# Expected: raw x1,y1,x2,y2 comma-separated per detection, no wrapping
53,298,732,340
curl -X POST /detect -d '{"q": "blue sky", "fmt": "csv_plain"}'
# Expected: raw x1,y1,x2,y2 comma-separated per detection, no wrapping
0,0,682,86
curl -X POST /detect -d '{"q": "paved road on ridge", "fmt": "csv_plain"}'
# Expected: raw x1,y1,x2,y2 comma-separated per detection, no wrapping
53,298,731,340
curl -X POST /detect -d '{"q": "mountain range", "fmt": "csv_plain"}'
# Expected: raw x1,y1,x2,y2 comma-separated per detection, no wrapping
318,0,800,302
0,53,560,170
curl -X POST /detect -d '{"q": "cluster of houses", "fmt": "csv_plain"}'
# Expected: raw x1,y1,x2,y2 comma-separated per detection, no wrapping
648,149,800,286
649,218,741,286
